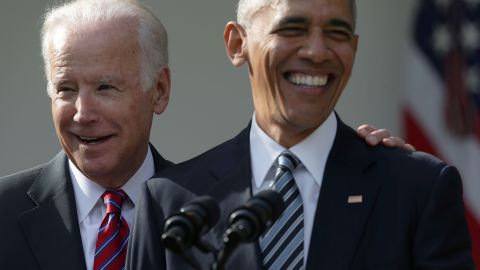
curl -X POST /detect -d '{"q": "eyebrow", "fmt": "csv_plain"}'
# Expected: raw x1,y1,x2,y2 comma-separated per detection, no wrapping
276,16,308,26
95,75,122,84
275,16,354,33
329,18,354,33
51,74,69,86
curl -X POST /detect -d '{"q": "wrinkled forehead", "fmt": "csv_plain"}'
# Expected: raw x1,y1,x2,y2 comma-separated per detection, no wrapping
249,0,355,27
48,18,138,54
251,0,352,11
272,0,353,17
242,0,354,22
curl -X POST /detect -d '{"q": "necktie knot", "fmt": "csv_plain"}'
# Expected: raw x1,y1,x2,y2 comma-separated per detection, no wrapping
102,189,128,214
275,150,301,180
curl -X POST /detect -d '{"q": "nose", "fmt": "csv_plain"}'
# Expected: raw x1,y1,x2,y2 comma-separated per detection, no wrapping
73,92,99,125
298,31,333,63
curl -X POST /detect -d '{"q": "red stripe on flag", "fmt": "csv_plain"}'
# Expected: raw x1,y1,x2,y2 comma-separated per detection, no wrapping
404,108,480,268
404,108,439,156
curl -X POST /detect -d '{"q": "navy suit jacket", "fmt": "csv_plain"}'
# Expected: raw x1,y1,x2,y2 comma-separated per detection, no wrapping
0,145,171,270
128,117,474,270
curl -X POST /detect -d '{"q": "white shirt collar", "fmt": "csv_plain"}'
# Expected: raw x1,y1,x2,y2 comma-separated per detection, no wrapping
70,147,155,224
250,112,337,188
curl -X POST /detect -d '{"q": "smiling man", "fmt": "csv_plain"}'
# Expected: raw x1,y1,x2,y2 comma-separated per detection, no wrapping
49,18,168,189
0,1,172,269
131,0,474,269
230,0,357,148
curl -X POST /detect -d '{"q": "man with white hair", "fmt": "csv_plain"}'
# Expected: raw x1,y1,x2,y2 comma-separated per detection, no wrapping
0,1,171,269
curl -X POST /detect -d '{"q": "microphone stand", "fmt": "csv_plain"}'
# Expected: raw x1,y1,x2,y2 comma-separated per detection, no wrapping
163,227,219,270
211,220,250,270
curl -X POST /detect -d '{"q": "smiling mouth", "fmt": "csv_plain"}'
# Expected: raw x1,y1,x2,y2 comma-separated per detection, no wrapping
285,72,330,87
77,135,112,144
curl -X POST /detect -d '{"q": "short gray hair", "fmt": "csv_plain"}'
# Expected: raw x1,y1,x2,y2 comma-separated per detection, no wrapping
41,0,168,95
236,0,356,30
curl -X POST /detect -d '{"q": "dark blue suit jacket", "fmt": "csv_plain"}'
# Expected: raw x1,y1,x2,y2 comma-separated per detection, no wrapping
0,145,171,270
128,117,474,270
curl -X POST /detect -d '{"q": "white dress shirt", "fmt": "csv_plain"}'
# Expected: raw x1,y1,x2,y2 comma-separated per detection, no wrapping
250,112,337,264
70,147,155,270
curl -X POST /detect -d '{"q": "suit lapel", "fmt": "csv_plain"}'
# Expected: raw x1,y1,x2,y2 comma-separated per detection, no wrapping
306,117,382,270
18,152,86,270
204,125,264,270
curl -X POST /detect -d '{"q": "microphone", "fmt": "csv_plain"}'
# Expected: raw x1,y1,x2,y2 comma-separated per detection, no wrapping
212,190,284,270
161,195,220,254
225,190,285,243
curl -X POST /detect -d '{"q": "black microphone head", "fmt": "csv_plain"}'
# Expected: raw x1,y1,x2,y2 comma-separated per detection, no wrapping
226,190,285,242
162,195,220,253
247,190,284,222
162,215,193,253
180,195,220,231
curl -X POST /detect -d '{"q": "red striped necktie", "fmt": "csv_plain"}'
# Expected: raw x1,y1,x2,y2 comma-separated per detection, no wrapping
93,189,130,270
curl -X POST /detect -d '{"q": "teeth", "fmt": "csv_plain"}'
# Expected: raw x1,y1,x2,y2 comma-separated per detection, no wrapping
287,73,328,87
80,136,97,140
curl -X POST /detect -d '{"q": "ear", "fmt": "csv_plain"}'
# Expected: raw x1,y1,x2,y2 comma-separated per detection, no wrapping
224,21,248,67
352,34,359,52
152,66,171,115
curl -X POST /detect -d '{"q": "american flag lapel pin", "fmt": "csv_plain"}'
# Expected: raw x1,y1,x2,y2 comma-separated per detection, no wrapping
348,195,363,204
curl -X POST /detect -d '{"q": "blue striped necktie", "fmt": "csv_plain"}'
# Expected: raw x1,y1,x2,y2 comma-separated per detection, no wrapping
260,150,304,270
93,189,130,270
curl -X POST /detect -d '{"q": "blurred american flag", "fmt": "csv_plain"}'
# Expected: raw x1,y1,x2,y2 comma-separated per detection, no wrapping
405,0,479,267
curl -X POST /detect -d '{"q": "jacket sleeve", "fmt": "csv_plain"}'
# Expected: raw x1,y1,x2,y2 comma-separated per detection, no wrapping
413,164,475,269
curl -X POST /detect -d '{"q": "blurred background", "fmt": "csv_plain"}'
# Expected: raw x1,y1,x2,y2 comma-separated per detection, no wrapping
0,0,478,266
